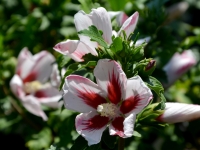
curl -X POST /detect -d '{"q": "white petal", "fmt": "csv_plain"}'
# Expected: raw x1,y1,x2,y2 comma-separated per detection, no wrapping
63,75,107,113
94,59,127,104
34,87,63,108
89,7,112,44
117,11,129,26
18,53,36,80
16,47,32,75
21,95,48,121
74,10,93,32
123,113,136,137
163,50,196,87
74,11,98,56
120,75,153,115
118,12,139,38
158,102,200,123
10,74,25,98
22,51,55,83
54,40,96,62
50,64,61,88
108,11,128,27
75,111,109,146
109,114,135,138
31,51,55,82
54,40,80,55
135,36,151,46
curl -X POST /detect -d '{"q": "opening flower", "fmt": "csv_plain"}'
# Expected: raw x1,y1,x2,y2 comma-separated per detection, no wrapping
10,48,62,120
63,59,153,145
156,102,200,123
53,7,139,62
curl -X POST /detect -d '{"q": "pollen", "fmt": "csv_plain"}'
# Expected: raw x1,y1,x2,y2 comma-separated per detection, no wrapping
97,103,118,118
23,81,43,94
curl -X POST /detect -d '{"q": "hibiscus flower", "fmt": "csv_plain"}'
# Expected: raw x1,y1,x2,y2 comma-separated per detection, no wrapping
53,7,139,62
63,59,153,145
10,48,62,120
157,102,200,123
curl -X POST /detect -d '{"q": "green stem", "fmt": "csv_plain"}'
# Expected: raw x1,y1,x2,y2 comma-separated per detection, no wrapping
118,137,125,150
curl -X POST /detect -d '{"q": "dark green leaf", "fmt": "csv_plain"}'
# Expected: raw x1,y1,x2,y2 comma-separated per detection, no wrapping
78,25,109,48
70,135,87,150
102,130,117,149
85,144,101,150
111,37,123,52
146,76,166,109
77,61,97,71
57,55,71,68
59,63,79,90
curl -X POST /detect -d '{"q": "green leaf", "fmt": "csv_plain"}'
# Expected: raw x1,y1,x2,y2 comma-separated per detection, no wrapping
111,37,123,52
85,144,101,150
78,0,100,13
59,63,79,90
57,55,71,68
48,145,56,150
78,25,109,48
70,135,87,150
146,76,166,109
133,131,142,137
77,61,97,71
102,130,117,149
26,128,52,150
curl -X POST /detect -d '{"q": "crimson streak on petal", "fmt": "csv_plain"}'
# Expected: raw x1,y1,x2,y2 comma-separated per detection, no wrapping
23,72,37,83
107,69,122,104
82,115,109,131
120,95,141,114
111,117,125,137
77,88,107,109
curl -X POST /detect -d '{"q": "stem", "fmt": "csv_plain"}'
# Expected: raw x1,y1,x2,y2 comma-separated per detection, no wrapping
118,137,125,150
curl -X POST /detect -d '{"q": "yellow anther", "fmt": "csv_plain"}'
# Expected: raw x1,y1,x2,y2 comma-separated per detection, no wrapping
23,81,43,94
97,103,118,118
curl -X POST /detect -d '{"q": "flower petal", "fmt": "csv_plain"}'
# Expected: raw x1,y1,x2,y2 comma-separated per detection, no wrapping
21,95,48,121
34,86,62,108
117,11,129,26
54,40,96,62
94,59,127,104
74,11,98,56
163,50,196,87
74,10,93,32
23,51,55,83
135,36,151,46
10,74,25,98
109,117,125,137
108,11,129,27
50,64,61,88
157,102,200,123
109,113,136,138
89,7,112,44
76,111,109,145
118,12,139,38
63,75,107,113
120,75,153,115
16,47,32,76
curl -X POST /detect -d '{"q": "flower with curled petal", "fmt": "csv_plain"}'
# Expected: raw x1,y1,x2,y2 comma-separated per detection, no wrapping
54,7,139,62
63,59,153,145
10,47,62,120
157,102,200,123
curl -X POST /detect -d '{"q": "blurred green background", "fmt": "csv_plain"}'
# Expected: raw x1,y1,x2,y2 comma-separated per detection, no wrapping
0,0,200,149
